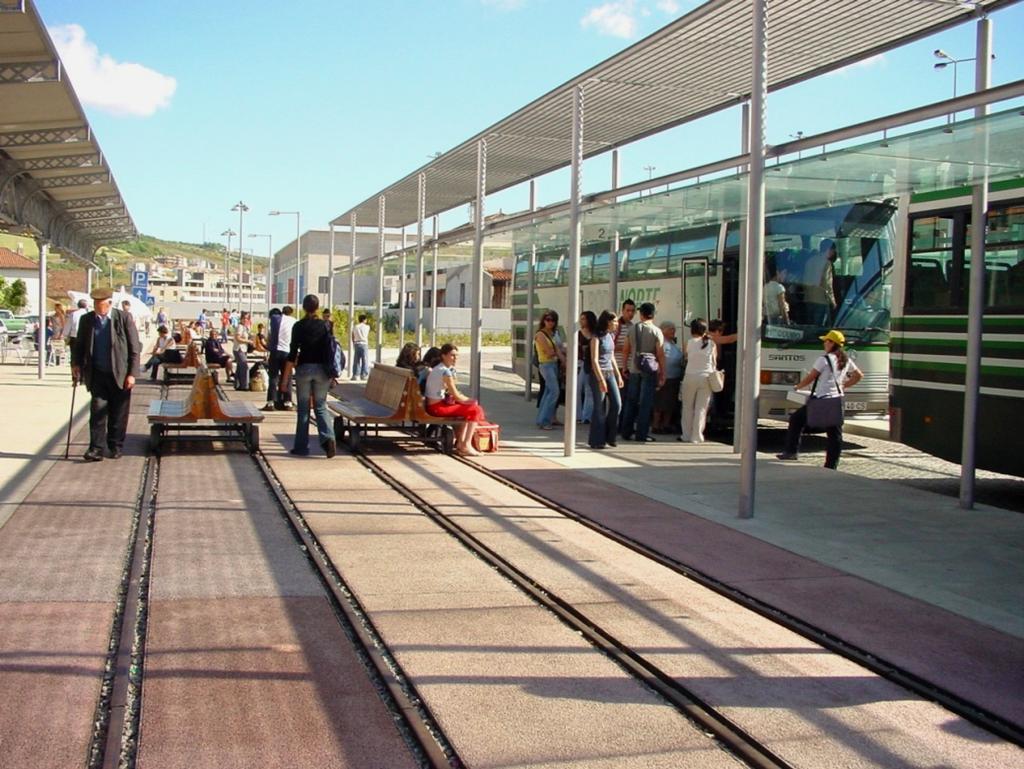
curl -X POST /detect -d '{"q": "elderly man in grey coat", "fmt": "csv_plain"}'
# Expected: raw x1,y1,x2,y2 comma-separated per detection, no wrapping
71,287,141,461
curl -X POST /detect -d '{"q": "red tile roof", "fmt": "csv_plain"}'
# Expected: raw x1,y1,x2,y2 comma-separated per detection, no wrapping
0,247,37,271
487,269,512,282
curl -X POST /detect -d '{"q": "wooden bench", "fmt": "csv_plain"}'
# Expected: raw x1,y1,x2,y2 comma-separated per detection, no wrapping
148,367,263,454
328,364,462,452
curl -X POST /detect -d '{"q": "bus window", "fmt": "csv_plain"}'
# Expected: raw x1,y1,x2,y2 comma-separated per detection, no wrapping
667,227,718,276
579,248,594,285
535,248,565,287
591,249,610,283
514,254,530,290
967,204,1024,310
625,241,668,279
907,215,956,312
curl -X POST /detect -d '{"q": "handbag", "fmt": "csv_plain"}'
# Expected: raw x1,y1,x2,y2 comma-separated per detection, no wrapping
805,356,844,430
707,343,725,393
634,324,660,374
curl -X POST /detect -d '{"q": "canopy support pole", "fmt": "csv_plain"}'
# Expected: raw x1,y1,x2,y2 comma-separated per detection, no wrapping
399,227,407,350
349,213,357,376
739,0,767,519
416,172,426,348
431,216,439,348
525,179,536,402
376,196,385,364
471,139,486,401
564,84,584,457
734,100,750,454
609,148,620,312
328,223,335,311
960,15,992,509
37,240,47,380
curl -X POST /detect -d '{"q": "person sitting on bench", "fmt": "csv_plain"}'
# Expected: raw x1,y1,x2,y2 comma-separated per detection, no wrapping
204,332,234,378
143,325,177,381
423,343,485,457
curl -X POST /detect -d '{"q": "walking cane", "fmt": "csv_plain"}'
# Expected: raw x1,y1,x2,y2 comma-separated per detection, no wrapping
64,379,77,460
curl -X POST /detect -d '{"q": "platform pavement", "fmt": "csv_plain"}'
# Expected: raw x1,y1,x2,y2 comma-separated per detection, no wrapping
0,359,88,530
469,358,1024,641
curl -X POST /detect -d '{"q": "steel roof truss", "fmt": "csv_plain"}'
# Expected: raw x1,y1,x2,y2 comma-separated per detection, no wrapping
0,58,59,84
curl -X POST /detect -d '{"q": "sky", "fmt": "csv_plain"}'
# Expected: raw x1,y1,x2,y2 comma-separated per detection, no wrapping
30,0,1024,256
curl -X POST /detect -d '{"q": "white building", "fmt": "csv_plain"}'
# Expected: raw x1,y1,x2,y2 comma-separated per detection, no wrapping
0,247,39,314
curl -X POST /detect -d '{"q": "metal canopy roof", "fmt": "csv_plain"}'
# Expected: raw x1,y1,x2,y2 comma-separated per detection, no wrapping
0,0,136,260
509,106,1024,250
331,0,1017,231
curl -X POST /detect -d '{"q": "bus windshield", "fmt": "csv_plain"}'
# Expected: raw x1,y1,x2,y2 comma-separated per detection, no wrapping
762,202,896,346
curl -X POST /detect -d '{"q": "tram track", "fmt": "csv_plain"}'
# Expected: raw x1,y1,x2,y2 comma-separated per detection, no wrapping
448,453,1024,749
86,379,1019,768
351,445,794,769
86,383,461,769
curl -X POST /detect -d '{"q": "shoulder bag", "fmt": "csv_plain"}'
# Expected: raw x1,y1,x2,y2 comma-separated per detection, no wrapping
707,341,725,393
634,324,660,375
805,355,844,430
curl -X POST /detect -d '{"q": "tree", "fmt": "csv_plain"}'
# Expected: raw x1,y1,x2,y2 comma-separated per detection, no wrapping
0,278,28,312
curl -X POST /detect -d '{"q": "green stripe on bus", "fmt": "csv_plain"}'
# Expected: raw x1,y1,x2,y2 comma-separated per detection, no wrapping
892,316,1024,333
891,339,1023,358
892,364,1022,390
910,177,1024,204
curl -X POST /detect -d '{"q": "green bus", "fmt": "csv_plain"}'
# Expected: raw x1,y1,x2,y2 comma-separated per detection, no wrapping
891,179,1024,477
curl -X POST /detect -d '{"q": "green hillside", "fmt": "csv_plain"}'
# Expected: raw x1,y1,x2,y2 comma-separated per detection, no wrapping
97,235,267,287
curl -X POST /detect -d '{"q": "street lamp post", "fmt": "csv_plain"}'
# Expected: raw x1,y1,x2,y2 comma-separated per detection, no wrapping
220,229,236,306
269,210,300,304
933,49,994,125
232,201,249,312
249,233,272,313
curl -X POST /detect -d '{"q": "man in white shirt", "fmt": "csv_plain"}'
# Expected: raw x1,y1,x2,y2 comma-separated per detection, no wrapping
350,314,370,380
263,306,297,411
65,299,89,350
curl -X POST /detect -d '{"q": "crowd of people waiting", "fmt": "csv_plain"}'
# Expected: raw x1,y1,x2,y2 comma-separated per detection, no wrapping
533,298,860,468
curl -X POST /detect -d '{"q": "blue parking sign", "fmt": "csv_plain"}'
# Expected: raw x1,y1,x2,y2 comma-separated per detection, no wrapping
132,270,148,288
131,286,149,303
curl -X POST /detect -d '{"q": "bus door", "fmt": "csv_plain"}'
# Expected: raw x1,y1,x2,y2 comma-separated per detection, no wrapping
681,259,711,324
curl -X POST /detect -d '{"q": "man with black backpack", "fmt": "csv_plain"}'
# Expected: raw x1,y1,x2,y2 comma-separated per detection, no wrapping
279,294,336,458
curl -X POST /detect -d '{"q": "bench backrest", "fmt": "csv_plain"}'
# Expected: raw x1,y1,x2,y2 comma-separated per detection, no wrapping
364,364,414,418
181,370,216,419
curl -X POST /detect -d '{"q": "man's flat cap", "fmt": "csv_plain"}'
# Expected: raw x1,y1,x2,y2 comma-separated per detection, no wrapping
89,287,112,301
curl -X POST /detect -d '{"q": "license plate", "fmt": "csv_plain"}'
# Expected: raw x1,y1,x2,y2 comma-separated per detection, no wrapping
845,401,868,411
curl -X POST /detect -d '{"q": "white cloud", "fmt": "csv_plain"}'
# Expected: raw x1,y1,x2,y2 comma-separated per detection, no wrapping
48,24,176,118
656,0,680,14
828,53,886,78
581,0,638,38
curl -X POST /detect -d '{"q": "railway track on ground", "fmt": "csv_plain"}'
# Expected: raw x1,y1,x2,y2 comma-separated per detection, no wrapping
87,382,1022,769
85,392,461,769
348,444,794,769
449,452,1024,750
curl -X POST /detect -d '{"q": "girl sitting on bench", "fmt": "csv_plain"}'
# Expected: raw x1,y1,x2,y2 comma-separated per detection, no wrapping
424,343,485,457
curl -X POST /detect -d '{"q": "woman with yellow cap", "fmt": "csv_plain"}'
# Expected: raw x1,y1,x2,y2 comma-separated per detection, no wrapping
776,329,862,469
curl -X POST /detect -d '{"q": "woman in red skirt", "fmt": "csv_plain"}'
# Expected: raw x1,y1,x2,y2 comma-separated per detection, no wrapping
424,343,485,456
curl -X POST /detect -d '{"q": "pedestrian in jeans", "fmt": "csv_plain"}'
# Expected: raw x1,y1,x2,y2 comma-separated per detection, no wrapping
587,310,624,450
351,314,370,380
620,302,666,442
280,294,337,458
263,307,296,411
534,311,565,430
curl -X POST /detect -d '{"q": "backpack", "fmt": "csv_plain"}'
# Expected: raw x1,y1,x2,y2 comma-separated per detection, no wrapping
324,331,346,379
